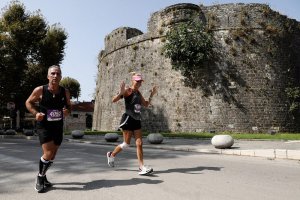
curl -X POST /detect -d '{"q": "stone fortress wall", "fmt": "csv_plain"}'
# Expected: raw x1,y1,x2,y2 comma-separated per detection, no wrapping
93,3,300,133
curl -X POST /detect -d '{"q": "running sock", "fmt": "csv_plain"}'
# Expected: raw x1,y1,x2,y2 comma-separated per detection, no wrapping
49,160,54,168
39,157,51,176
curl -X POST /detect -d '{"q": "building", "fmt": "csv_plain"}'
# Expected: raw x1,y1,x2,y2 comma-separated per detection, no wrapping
93,3,300,133
65,101,94,131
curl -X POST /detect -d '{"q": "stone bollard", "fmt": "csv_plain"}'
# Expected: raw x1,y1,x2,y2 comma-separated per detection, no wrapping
71,130,84,139
104,132,119,142
147,133,164,144
211,134,234,149
23,129,34,136
5,129,16,135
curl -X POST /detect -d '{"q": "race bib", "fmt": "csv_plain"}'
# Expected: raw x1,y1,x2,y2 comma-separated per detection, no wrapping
47,109,62,121
134,104,141,113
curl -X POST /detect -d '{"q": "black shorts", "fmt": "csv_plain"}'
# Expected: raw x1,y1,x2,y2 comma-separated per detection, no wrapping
37,128,63,145
119,113,141,131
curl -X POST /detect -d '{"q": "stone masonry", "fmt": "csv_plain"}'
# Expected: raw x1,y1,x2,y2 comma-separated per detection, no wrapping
93,3,300,133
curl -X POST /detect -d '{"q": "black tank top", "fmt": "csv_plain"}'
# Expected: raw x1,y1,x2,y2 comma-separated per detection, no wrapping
124,90,142,120
37,84,67,130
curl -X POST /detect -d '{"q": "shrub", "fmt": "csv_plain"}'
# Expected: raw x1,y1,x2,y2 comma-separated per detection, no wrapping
163,20,214,77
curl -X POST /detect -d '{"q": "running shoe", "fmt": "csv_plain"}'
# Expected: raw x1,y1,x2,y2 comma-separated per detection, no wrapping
35,175,45,193
138,165,153,175
44,175,53,187
107,152,115,167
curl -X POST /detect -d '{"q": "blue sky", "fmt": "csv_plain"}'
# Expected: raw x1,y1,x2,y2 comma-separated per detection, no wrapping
1,0,299,101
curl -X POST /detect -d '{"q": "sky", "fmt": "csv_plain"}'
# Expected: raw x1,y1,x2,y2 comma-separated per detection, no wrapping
0,0,299,102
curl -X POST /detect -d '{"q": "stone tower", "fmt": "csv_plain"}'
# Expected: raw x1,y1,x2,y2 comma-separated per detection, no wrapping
93,3,300,133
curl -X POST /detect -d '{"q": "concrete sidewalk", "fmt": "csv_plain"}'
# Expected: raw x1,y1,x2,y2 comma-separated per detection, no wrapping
64,134,300,161
1,134,300,160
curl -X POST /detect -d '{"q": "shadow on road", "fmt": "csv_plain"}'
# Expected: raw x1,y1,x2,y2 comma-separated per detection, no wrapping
117,166,223,175
51,178,163,191
154,166,222,175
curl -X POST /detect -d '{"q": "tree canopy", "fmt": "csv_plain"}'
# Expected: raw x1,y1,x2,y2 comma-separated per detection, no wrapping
60,77,81,100
0,1,67,116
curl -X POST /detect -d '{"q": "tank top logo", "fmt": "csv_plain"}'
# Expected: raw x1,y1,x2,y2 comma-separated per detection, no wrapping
134,104,141,113
47,109,62,121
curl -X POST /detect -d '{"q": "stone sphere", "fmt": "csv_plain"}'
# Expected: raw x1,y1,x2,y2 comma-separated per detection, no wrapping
23,129,34,136
147,133,164,144
104,132,119,142
211,134,234,149
5,129,16,135
71,130,84,139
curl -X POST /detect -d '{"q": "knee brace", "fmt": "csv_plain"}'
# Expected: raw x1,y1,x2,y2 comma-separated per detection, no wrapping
119,142,130,150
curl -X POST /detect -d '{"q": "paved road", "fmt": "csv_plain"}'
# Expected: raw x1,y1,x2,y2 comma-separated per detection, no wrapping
0,138,300,200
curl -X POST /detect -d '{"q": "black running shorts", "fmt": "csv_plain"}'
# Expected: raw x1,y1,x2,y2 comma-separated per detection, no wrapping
37,128,63,145
119,113,141,131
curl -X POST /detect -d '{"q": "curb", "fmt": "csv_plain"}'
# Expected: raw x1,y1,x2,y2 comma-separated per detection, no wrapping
1,135,299,161
65,138,300,161
0,135,35,139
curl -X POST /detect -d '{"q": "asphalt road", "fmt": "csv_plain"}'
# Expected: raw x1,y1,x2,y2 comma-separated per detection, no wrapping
0,138,299,200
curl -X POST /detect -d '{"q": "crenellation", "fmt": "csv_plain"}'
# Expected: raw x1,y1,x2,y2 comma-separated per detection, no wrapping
104,27,144,54
147,3,201,36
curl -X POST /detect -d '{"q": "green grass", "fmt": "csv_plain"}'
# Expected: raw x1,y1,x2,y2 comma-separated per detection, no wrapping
81,130,300,140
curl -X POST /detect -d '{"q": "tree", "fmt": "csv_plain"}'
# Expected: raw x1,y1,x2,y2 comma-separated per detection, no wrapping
60,77,81,100
0,1,67,117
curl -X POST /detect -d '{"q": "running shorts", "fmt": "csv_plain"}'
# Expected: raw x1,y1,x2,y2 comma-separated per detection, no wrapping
37,128,63,145
119,113,141,131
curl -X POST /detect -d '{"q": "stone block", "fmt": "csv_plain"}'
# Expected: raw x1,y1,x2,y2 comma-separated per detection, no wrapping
211,134,234,149
287,150,300,160
71,130,84,139
104,132,119,142
275,149,287,159
254,149,275,159
147,133,164,144
240,150,255,156
221,149,236,155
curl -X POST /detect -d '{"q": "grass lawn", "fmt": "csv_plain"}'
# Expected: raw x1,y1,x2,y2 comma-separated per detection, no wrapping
83,130,300,140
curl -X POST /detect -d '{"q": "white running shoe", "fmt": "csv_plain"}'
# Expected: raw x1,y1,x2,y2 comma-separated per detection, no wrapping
106,152,115,167
138,165,153,175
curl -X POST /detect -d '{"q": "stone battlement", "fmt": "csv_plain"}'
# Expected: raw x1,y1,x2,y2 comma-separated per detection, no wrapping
94,3,300,133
